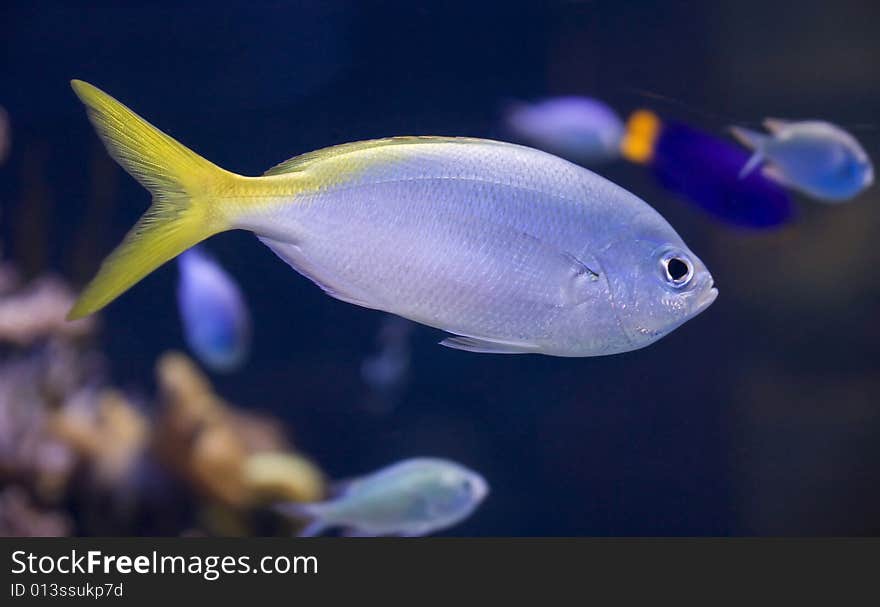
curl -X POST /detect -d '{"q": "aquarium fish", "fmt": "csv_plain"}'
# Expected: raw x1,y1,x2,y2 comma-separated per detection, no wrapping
504,96,624,165
68,80,717,357
177,246,250,372
361,315,414,413
621,110,795,229
730,119,874,202
277,458,488,537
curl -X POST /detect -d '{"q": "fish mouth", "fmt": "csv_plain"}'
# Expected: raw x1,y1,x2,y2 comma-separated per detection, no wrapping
697,283,719,312
471,475,490,503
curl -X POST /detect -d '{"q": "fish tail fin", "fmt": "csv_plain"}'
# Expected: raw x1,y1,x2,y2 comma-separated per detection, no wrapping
275,502,329,537
620,109,662,165
729,126,769,179
68,80,238,320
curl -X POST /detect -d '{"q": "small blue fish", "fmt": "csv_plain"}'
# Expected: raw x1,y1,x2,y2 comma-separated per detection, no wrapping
361,315,414,413
504,96,625,164
621,110,795,229
177,247,251,372
278,458,489,537
731,119,874,202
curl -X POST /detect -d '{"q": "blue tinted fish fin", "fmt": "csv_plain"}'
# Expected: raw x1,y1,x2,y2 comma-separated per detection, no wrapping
275,502,329,537
439,335,540,354
729,126,771,178
762,118,791,134
737,151,765,179
760,163,793,188
729,125,768,150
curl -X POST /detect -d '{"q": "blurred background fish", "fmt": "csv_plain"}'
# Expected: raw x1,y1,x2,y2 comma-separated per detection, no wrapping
360,315,414,414
621,110,796,229
730,119,874,202
503,96,625,165
278,457,488,537
177,247,251,373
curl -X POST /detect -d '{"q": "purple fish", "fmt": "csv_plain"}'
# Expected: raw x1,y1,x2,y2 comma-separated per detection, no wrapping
622,110,795,229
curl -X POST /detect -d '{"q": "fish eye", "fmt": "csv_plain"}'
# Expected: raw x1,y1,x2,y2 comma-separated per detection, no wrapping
662,255,693,287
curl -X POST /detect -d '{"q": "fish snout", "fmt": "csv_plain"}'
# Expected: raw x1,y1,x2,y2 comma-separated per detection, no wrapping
863,165,875,187
695,277,719,313
469,474,490,503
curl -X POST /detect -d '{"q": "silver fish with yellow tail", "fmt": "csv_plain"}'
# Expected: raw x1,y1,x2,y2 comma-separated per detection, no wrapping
68,80,717,357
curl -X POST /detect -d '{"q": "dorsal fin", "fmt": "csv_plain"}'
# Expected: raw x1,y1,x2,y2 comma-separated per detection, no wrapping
763,118,792,134
263,136,491,176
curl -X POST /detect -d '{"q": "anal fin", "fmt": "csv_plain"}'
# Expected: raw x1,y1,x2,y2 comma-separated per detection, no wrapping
729,126,770,179
738,151,765,179
760,163,793,188
439,335,540,354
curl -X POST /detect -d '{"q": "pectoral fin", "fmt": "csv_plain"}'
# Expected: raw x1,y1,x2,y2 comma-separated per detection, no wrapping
738,151,765,179
760,163,794,188
560,252,600,307
763,118,791,134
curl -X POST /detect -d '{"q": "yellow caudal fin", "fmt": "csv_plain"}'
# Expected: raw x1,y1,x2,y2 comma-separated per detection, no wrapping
68,80,237,320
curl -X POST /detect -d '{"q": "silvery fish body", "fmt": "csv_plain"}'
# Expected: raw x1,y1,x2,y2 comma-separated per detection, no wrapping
732,119,874,202
238,138,717,357
279,457,489,537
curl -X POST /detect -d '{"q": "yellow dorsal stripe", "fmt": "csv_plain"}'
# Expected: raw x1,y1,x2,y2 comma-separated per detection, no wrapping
263,136,494,176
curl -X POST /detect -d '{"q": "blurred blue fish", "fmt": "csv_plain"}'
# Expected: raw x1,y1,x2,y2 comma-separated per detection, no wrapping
504,96,624,164
731,119,874,202
278,458,489,537
621,110,795,229
361,315,414,413
177,247,251,372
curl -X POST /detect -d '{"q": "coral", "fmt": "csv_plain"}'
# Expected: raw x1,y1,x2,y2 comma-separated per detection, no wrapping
48,389,149,487
0,486,71,537
0,351,79,501
154,352,324,515
243,452,325,505
0,275,95,346
0,271,325,537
